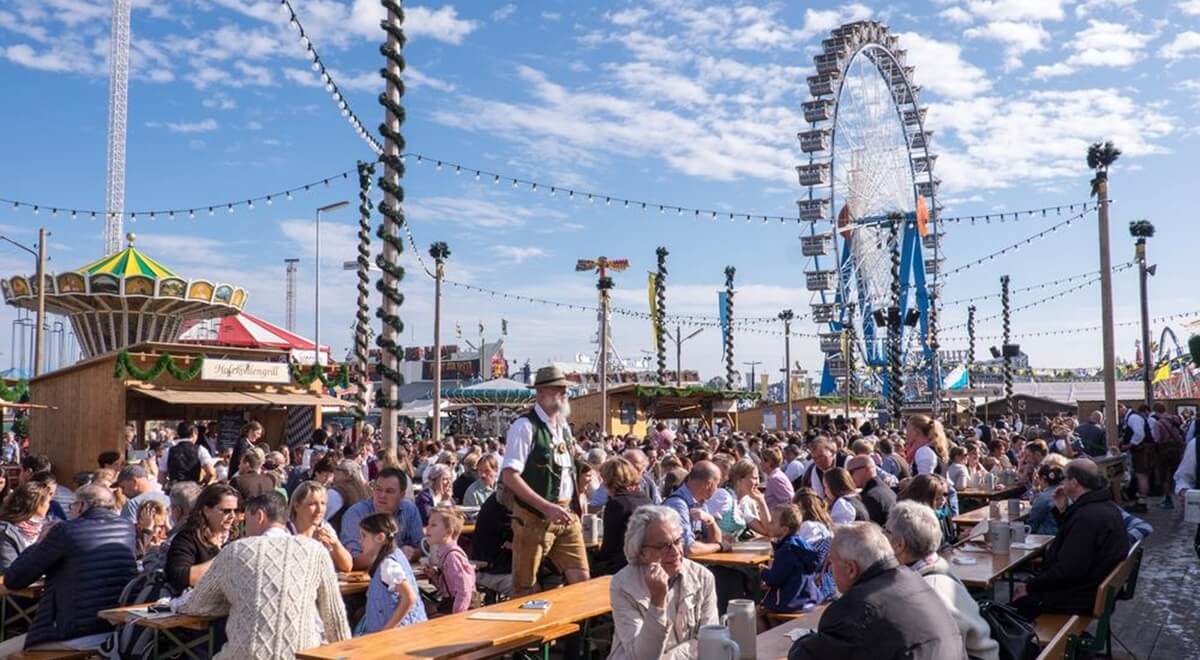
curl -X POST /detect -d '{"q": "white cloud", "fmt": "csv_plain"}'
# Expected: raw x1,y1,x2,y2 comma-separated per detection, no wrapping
348,2,479,44
406,195,568,230
246,120,263,130
609,7,650,26
283,68,321,88
166,118,219,134
201,93,237,110
1179,1,1200,16
940,7,974,24
928,88,1174,193
494,246,547,264
964,20,1049,69
1074,0,1135,18
1032,20,1153,78
1160,31,1200,60
897,32,992,99
965,0,1066,21
541,12,562,22
492,4,516,21
3,43,72,72
233,61,274,86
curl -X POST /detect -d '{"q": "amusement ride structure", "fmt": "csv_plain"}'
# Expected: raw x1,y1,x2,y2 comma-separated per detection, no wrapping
797,21,942,416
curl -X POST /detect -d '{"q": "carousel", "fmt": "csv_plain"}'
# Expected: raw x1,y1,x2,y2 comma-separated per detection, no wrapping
0,233,247,357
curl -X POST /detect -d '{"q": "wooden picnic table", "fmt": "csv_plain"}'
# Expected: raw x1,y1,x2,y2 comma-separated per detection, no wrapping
337,571,371,597
692,541,774,568
957,484,1025,502
297,575,614,660
757,603,828,659
952,500,1031,530
942,534,1054,590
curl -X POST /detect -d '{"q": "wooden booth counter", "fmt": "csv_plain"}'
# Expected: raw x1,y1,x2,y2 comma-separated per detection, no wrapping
29,341,348,484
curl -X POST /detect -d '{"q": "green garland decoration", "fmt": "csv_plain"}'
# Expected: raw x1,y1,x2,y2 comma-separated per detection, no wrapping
0,380,29,403
289,361,351,389
113,350,205,382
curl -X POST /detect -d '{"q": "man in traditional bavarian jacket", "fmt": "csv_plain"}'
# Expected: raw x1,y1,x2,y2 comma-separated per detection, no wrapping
501,366,591,596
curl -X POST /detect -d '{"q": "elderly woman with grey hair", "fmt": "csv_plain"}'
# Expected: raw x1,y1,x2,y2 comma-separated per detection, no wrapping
416,463,454,525
608,505,719,660
886,501,999,660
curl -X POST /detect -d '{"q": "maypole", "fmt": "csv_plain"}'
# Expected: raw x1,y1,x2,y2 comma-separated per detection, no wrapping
376,0,407,452
353,161,376,422
723,266,736,389
654,247,668,385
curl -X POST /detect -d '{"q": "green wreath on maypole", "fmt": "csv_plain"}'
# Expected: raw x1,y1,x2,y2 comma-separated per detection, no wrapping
374,0,407,410
289,361,351,389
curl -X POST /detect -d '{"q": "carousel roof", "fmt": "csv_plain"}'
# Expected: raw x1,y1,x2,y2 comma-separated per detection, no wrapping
78,246,177,279
442,377,536,406
1,234,246,359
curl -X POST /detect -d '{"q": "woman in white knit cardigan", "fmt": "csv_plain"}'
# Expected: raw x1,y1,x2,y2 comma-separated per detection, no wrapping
179,493,351,659
886,500,1000,660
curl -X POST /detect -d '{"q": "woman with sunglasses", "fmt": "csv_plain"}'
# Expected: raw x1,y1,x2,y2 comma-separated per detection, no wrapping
165,483,240,593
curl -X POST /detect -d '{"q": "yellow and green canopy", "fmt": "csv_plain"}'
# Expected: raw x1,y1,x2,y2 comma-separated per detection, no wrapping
77,247,176,280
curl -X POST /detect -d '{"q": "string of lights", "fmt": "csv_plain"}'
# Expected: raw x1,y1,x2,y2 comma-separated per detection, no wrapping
942,261,1135,306
394,207,787,327
0,167,359,220
941,265,1134,331
943,207,1091,276
278,0,382,155
939,201,1097,224
941,308,1200,341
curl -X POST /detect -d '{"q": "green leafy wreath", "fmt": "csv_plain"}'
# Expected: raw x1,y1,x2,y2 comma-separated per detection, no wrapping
289,361,351,389
114,349,204,382
0,380,28,403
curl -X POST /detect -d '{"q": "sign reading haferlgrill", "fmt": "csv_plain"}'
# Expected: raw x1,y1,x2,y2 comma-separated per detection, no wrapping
201,359,290,383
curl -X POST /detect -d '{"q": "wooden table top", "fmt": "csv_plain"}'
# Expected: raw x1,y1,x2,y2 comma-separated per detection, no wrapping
757,604,828,660
98,604,215,631
952,501,1031,528
337,572,371,597
0,577,43,599
297,576,614,660
691,549,772,567
941,534,1054,588
957,484,1025,501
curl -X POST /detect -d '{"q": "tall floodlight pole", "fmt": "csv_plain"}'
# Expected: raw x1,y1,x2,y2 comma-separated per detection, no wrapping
666,325,704,386
376,0,408,456
315,201,350,364
104,0,131,256
1130,220,1156,406
34,229,47,377
429,242,450,443
779,309,795,430
577,257,629,436
1088,141,1122,451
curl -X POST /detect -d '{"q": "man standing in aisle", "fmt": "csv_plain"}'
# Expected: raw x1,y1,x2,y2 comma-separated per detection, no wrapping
502,366,590,596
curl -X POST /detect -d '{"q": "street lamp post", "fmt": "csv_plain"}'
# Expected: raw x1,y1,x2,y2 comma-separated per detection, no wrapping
664,325,704,386
1130,220,1156,406
315,201,349,364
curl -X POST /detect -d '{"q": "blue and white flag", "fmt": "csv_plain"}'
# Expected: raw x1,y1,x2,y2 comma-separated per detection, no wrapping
718,291,730,356
942,364,968,390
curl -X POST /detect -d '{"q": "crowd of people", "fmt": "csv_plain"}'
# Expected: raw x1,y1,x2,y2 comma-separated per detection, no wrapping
0,363,1188,659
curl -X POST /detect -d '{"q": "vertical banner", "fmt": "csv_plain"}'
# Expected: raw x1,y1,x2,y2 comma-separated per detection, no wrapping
718,291,730,356
647,273,659,346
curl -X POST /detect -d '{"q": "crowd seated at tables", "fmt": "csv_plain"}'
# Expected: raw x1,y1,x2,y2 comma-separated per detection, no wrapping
0,368,1173,659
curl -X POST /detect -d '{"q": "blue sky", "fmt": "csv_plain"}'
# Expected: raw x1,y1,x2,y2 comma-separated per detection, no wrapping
1,0,1199,382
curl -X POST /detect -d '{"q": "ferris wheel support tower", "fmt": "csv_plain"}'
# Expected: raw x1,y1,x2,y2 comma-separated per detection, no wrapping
104,0,131,256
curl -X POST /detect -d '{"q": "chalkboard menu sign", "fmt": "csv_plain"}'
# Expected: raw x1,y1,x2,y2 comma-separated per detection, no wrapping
217,411,244,452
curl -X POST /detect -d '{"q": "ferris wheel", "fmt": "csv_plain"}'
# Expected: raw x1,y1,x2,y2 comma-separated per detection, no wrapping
796,21,943,410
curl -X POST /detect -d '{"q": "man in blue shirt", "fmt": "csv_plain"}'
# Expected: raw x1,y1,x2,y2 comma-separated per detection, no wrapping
662,461,729,556
339,467,423,568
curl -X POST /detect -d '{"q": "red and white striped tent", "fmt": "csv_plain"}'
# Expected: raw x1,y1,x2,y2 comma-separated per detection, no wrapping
178,312,331,365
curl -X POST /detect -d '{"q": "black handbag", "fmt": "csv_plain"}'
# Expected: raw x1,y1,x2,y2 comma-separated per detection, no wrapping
976,600,1040,660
